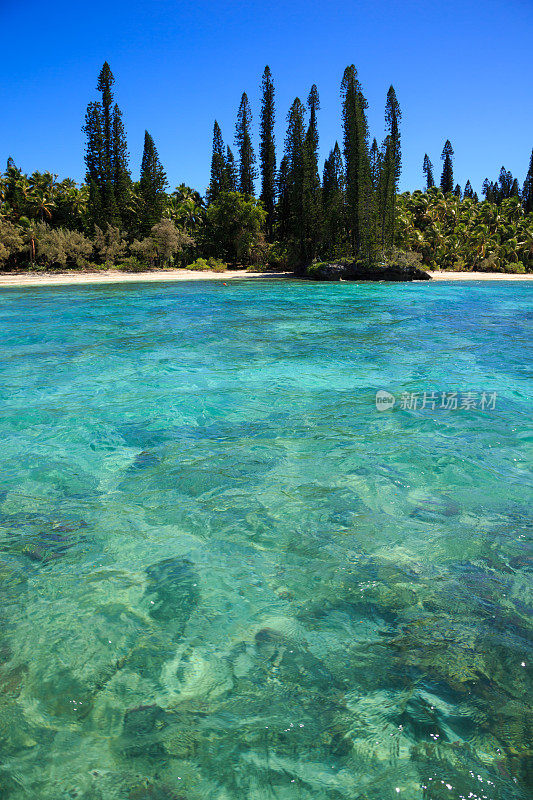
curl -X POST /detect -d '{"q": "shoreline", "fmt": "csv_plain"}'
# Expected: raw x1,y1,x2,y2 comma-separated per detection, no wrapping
0,269,293,288
427,271,533,281
0,269,531,288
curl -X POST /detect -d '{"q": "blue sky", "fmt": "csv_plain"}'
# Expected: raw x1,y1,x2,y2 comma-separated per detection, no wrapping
1,0,531,196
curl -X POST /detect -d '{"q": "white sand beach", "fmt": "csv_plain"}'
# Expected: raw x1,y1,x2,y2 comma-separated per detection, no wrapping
0,269,531,288
427,271,533,281
0,270,292,288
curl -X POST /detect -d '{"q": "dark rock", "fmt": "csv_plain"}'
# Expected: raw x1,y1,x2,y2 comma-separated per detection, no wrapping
307,259,431,282
254,627,345,692
130,449,161,470
122,703,168,759
128,781,185,800
123,703,166,736
145,557,199,632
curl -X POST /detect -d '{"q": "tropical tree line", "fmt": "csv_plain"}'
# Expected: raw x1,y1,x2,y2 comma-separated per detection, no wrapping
398,190,533,273
0,61,532,272
206,66,404,272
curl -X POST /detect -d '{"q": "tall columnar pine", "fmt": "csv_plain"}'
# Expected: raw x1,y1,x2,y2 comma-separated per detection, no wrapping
369,137,382,248
139,131,168,233
523,148,533,214
283,98,307,268
482,179,498,204
499,167,520,199
322,142,345,257
423,154,435,190
225,147,237,191
276,155,290,243
369,138,382,188
98,62,114,205
83,62,131,227
83,101,105,223
440,140,454,194
464,180,475,199
207,121,227,204
303,85,322,261
483,167,521,205
235,92,256,195
112,104,132,221
341,65,373,259
259,66,276,239
379,85,402,248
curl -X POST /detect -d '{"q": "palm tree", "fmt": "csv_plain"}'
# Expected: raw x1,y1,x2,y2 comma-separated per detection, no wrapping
29,191,55,222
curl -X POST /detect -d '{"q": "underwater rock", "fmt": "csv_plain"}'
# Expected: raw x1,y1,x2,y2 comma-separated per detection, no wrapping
251,615,307,646
130,449,162,470
128,780,186,800
252,621,347,695
145,557,199,632
241,751,359,796
121,702,168,758
406,489,460,522
1,512,88,564
161,649,233,708
123,702,166,736
34,668,98,720
391,614,489,689
0,662,27,698
119,423,172,450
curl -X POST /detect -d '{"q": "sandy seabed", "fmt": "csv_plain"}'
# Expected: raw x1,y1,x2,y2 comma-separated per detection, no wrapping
0,269,531,288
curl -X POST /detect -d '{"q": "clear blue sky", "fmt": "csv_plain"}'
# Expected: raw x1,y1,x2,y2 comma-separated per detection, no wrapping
1,0,532,197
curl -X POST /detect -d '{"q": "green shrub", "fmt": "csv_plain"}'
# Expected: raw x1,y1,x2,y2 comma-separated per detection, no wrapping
116,257,147,272
504,261,525,274
185,257,228,272
378,247,424,269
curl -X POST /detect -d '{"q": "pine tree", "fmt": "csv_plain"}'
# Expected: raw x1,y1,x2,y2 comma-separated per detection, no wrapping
302,85,322,261
380,85,402,248
322,142,345,257
276,155,290,243
235,92,256,195
385,87,401,182
523,148,533,214
341,65,373,258
139,130,168,233
482,178,498,203
370,138,382,188
440,140,454,194
454,184,462,198
83,101,105,223
97,63,114,191
423,154,435,190
112,104,132,221
463,180,474,199
207,121,227,204
499,167,515,199
225,146,237,191
369,138,382,248
283,98,307,267
377,137,394,248
259,66,276,239
83,62,131,228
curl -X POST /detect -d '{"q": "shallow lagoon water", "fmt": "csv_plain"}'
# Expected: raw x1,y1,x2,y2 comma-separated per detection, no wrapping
0,278,531,800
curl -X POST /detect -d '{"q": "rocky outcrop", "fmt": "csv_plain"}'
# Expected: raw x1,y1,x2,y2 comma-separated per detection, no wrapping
307,260,431,281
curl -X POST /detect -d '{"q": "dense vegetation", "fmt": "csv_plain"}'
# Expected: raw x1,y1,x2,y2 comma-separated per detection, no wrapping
1,62,532,273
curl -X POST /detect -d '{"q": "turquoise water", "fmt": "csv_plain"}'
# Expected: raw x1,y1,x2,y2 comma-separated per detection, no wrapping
0,278,531,800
